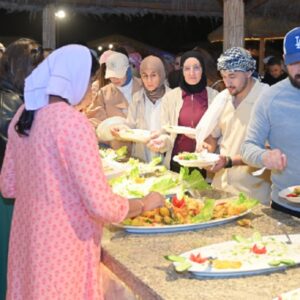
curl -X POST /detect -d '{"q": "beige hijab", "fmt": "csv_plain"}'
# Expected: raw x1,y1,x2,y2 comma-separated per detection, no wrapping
140,55,166,101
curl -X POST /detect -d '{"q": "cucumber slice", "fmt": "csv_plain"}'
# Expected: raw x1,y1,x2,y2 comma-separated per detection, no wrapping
280,259,296,266
164,255,186,263
175,261,192,273
268,260,281,266
268,259,296,267
232,234,247,243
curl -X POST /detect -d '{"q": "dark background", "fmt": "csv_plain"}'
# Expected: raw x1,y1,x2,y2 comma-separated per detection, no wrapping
0,8,283,58
0,8,223,53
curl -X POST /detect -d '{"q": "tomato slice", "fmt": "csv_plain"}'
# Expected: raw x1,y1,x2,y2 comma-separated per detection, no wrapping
251,244,267,255
189,253,208,264
172,196,185,208
287,193,298,197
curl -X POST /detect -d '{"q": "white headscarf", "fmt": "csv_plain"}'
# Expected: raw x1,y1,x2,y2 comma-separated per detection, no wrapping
24,44,92,110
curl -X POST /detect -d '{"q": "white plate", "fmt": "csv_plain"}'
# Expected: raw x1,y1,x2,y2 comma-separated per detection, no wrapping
279,186,300,203
114,210,250,234
273,288,300,300
96,116,126,141
118,129,151,143
174,234,300,278
102,159,129,180
164,125,196,136
173,152,219,168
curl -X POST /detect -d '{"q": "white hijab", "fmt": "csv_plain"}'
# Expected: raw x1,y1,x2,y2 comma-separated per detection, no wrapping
24,44,92,110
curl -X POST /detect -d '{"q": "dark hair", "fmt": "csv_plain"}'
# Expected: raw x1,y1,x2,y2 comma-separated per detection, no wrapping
15,51,100,136
267,56,283,66
0,38,44,93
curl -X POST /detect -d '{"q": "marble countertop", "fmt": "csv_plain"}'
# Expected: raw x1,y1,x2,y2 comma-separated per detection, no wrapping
101,205,300,300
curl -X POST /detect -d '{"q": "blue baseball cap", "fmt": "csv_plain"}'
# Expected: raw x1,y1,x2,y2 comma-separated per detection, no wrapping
283,27,300,65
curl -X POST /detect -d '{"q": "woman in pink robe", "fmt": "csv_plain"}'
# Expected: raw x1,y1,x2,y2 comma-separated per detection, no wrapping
0,45,163,300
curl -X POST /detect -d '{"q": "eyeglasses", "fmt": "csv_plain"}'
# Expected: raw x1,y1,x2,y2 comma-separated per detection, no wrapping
182,65,202,73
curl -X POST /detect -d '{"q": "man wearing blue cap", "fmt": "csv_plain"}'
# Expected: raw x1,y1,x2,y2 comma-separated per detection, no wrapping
199,47,271,204
241,27,300,217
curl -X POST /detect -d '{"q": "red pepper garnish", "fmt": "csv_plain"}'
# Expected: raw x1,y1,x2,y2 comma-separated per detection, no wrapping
251,244,267,255
287,193,299,197
189,253,208,264
172,196,185,208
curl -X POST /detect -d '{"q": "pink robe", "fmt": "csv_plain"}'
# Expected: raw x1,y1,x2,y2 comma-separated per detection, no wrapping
0,102,129,300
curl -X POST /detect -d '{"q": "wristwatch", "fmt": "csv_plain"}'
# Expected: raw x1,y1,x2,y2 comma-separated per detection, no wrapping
224,156,233,168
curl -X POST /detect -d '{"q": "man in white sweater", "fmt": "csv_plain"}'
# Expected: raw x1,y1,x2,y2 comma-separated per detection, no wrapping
201,47,271,204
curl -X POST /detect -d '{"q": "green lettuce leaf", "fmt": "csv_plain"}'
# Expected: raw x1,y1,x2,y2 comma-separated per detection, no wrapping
179,167,211,191
231,193,259,209
191,198,215,223
115,146,128,160
150,176,178,194
149,156,162,167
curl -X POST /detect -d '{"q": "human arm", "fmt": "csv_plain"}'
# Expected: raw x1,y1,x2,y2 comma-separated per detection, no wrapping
84,89,108,128
126,192,165,219
240,91,286,170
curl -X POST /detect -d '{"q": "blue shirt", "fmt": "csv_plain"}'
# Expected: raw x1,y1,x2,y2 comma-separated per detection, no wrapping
241,78,300,211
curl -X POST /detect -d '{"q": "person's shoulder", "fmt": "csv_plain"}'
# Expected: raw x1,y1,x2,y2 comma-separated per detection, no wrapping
164,86,181,97
261,78,289,99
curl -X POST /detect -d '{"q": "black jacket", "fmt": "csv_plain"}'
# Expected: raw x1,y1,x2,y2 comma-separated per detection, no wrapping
0,80,23,169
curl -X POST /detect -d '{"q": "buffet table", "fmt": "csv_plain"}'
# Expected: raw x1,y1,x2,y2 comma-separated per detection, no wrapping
101,205,300,300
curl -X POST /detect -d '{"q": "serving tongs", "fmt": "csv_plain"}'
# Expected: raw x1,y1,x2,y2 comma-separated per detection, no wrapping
277,222,292,244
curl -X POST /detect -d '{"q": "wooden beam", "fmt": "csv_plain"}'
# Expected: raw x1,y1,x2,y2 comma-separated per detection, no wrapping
42,4,56,49
223,0,244,50
258,37,265,75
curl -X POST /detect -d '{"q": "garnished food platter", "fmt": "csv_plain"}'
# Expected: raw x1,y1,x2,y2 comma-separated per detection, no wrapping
169,233,300,277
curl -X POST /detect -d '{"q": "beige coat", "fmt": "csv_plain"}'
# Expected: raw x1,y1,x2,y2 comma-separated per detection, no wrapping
126,86,171,162
85,77,142,149
159,86,219,168
85,77,142,128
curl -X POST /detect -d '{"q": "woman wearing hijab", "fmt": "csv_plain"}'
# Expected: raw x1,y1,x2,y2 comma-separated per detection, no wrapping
148,50,219,172
0,45,164,300
112,55,170,162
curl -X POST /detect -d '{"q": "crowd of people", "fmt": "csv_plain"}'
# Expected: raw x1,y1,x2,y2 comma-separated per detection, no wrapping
0,26,300,299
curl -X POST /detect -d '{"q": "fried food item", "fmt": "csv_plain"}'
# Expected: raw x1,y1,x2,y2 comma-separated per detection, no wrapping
237,218,252,227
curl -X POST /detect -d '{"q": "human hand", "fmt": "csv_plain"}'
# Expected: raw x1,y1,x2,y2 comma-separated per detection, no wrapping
209,155,227,173
262,149,287,171
147,137,165,152
110,125,129,139
196,141,211,152
142,192,165,211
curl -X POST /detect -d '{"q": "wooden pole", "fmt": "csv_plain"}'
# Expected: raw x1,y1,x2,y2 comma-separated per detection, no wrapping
42,4,56,49
223,0,244,51
258,38,265,76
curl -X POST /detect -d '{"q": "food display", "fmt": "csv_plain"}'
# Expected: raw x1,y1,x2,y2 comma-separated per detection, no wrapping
109,161,210,199
173,151,219,168
279,186,300,203
117,193,258,233
166,232,300,277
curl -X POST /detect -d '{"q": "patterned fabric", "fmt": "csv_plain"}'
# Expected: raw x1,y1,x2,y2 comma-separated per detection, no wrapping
217,47,256,72
1,102,129,300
